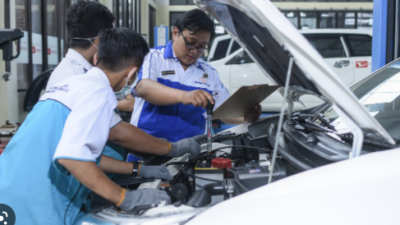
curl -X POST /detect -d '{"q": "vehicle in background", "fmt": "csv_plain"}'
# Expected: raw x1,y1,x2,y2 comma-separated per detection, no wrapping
208,30,372,111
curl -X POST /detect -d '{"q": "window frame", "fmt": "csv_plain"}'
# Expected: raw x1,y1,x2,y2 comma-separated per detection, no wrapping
342,34,373,57
281,10,372,30
303,33,348,58
16,0,67,92
170,0,195,5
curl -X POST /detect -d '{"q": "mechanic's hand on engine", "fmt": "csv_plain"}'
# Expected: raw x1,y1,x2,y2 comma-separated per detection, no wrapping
118,189,171,212
244,104,261,123
138,165,173,181
180,89,214,108
168,137,201,160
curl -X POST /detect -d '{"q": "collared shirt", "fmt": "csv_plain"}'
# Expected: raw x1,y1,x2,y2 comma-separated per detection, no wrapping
46,48,93,91
0,67,117,224
46,48,122,127
130,41,230,142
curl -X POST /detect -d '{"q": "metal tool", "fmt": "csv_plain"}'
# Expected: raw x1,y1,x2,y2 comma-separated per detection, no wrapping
206,101,214,153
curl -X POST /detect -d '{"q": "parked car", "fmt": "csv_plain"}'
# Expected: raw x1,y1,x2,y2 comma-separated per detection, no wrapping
208,30,372,111
74,1,400,224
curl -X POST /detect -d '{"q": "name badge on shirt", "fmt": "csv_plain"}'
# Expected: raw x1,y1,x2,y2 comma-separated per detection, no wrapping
162,70,175,76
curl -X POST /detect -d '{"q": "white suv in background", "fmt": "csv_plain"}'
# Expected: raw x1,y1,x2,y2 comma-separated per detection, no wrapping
208,29,372,111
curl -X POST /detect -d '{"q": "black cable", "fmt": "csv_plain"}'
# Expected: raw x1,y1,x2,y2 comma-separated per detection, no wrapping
227,169,249,192
64,184,82,225
180,168,222,182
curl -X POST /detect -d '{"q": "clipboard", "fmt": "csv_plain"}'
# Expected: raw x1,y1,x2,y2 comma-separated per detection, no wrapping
213,84,279,119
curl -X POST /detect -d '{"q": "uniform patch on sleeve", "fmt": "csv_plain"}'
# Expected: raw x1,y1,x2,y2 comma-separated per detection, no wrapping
161,70,175,75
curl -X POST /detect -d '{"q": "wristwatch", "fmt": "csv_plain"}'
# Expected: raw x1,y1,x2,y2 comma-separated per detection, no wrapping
131,162,140,177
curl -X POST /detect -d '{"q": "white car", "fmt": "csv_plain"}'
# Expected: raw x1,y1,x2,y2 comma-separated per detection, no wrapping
208,30,372,111
74,1,400,224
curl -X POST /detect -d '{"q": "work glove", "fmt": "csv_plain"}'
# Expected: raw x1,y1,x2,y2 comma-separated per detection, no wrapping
168,137,201,160
118,189,171,212
138,165,173,181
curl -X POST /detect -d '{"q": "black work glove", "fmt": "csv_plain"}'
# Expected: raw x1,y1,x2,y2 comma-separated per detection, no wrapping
139,165,173,181
118,189,171,212
168,137,201,160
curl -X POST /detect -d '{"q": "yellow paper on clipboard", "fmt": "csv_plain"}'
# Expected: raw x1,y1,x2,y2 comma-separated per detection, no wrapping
213,84,279,120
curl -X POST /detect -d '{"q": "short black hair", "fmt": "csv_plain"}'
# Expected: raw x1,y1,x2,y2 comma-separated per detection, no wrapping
174,9,216,41
97,27,149,72
66,1,115,49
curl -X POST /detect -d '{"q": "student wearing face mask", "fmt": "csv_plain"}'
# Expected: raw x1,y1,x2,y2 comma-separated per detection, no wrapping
45,2,201,170
130,9,261,142
0,28,172,225
46,1,135,116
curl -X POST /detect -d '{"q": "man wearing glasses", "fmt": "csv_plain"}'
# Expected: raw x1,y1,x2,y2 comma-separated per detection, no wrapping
130,9,261,143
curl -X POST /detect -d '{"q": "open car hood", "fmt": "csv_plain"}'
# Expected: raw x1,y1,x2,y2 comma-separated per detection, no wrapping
196,0,395,144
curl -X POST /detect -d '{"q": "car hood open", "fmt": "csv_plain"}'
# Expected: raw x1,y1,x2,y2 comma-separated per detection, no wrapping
196,0,394,144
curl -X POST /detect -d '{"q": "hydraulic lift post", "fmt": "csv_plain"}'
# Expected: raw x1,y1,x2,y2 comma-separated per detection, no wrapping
372,0,400,71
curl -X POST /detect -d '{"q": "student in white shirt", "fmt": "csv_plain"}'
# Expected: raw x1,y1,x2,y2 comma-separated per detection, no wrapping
46,1,200,164
0,28,172,225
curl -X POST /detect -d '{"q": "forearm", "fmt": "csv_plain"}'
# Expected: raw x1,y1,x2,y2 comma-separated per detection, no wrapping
117,95,135,112
221,117,246,125
109,121,170,155
99,155,133,175
57,159,122,204
136,79,184,105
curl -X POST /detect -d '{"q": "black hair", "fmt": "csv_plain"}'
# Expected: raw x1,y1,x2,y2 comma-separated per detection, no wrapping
174,9,216,41
66,1,115,49
97,27,149,72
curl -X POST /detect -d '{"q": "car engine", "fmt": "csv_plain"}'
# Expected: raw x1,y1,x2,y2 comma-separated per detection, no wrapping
75,109,396,224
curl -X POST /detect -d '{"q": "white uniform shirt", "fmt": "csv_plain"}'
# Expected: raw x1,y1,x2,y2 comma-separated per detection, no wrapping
42,68,117,162
47,48,122,127
46,48,93,91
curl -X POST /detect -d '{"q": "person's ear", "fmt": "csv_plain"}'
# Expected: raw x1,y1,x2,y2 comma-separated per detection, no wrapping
172,27,180,41
93,53,98,65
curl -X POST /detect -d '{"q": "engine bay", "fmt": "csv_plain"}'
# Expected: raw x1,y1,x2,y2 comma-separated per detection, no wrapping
77,111,397,224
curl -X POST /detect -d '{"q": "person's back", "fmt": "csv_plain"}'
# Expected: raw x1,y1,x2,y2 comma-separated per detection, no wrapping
0,27,150,225
0,69,116,224
46,49,92,90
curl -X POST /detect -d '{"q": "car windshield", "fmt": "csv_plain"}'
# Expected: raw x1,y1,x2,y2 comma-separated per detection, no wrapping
324,59,400,140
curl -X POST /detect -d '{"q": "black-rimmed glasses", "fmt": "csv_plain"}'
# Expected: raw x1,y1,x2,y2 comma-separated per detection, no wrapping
179,31,208,53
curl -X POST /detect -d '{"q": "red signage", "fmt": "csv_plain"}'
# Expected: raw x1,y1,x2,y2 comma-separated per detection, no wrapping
356,61,369,68
32,46,36,53
48,48,51,55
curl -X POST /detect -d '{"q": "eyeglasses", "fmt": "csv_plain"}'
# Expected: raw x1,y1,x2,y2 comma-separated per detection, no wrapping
179,31,208,53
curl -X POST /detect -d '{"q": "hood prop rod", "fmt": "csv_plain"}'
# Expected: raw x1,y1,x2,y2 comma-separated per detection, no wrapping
268,55,294,184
